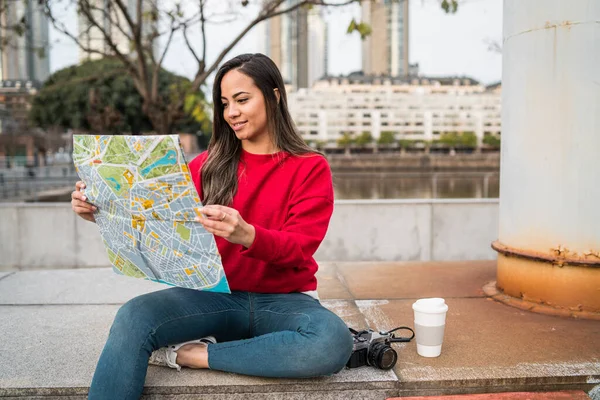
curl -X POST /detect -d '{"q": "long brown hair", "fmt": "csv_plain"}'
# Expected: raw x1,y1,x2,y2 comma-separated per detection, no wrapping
201,53,318,206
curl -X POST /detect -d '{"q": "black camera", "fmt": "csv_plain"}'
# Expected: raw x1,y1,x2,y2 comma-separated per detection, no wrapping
346,326,414,370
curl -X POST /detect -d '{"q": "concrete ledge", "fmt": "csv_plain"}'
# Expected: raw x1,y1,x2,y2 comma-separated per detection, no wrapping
0,200,499,269
1,262,598,399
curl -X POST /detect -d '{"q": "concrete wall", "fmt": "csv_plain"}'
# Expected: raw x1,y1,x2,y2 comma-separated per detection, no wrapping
316,199,498,262
0,200,498,270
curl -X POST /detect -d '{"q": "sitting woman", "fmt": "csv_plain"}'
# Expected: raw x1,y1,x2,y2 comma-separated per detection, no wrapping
71,53,353,400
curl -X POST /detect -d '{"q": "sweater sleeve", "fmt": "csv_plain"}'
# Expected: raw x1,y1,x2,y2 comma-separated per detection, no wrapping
239,156,334,268
188,151,208,200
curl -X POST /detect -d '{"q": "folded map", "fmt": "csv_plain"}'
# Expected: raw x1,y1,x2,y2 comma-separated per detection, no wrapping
73,134,230,293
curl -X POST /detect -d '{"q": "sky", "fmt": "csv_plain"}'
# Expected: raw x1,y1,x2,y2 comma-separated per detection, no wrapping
48,0,503,85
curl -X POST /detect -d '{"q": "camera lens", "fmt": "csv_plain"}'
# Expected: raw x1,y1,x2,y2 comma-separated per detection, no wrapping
368,342,397,370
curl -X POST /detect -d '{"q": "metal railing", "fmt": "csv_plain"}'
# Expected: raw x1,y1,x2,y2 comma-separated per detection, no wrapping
0,162,79,202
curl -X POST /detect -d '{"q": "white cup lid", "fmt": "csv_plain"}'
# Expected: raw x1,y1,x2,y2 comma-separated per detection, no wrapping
412,298,448,314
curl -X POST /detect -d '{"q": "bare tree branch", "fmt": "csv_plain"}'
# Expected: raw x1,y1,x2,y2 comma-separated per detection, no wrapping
43,3,126,66
484,38,502,54
30,0,365,134
109,2,134,44
203,8,244,23
113,0,150,102
182,24,201,65
53,0,151,99
192,0,358,90
83,0,134,45
136,0,142,38
200,0,206,67
150,12,200,37
151,23,175,100
112,0,138,39
262,0,286,17
77,0,132,64
147,6,204,63
268,0,358,19
202,14,240,24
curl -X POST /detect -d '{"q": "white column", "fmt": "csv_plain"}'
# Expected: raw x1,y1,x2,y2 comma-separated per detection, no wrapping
474,111,484,150
493,0,600,316
423,111,433,141
318,110,328,142
371,111,381,140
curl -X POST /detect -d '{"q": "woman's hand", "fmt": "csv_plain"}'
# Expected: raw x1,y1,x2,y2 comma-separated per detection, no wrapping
197,205,256,248
71,181,97,223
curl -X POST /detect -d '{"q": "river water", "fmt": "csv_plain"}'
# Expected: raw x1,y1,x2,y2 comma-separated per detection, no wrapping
0,169,500,202
332,172,500,200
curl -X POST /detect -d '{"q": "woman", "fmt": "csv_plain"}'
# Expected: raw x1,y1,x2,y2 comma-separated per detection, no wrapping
71,53,353,399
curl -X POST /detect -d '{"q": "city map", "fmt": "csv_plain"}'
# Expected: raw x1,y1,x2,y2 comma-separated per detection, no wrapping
72,135,230,293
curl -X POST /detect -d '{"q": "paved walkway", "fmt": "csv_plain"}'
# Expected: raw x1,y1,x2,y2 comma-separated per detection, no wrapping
0,261,598,399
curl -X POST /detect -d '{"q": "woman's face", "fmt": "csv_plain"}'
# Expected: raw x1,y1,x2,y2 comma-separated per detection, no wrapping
220,69,272,151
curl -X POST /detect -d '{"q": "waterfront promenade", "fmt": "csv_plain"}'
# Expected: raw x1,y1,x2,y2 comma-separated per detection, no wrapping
1,261,598,399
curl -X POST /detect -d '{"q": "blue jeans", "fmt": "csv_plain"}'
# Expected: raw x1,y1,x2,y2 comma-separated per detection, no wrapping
88,288,353,399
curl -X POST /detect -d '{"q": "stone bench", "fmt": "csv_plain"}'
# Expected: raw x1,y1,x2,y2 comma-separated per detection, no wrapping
1,262,599,399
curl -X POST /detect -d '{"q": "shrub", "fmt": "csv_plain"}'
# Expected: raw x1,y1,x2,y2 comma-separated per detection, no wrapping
483,134,501,148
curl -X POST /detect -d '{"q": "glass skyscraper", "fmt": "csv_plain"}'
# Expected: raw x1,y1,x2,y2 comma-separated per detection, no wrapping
261,0,327,89
362,0,409,77
0,0,50,82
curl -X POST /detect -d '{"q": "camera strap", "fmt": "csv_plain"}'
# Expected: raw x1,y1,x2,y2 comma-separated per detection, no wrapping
348,326,415,343
385,326,415,343
348,327,367,335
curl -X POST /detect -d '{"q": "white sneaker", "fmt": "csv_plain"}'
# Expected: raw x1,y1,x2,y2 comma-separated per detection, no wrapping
148,336,216,371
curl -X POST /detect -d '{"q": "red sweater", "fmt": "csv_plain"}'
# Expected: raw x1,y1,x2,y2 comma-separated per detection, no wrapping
188,149,334,293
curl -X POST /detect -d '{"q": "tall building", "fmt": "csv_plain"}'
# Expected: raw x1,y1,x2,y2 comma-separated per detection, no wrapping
78,0,158,62
307,9,327,87
261,1,327,89
288,75,501,150
0,0,50,82
361,0,409,77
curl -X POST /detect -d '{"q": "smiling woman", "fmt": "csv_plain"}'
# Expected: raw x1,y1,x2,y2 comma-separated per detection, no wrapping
75,54,354,400
202,53,314,207
219,70,272,150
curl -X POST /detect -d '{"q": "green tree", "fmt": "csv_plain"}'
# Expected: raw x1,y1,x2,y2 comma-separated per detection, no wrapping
29,58,210,135
437,132,459,147
436,131,477,148
1,0,459,134
355,131,373,147
305,139,327,150
377,131,396,145
460,131,478,148
399,139,428,150
337,132,355,155
483,134,501,148
337,132,355,147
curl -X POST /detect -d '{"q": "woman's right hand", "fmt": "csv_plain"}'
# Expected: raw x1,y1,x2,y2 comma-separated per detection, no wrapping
71,181,97,223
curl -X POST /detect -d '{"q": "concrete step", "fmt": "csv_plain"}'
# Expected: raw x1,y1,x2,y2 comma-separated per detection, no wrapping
389,390,591,399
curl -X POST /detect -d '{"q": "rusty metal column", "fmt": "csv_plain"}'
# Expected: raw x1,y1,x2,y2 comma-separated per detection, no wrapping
488,0,600,318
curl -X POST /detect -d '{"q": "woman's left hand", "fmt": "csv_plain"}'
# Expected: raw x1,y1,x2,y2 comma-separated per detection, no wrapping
196,205,256,248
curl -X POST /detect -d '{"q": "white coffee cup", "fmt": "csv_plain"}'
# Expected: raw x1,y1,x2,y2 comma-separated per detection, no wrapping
412,298,448,357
